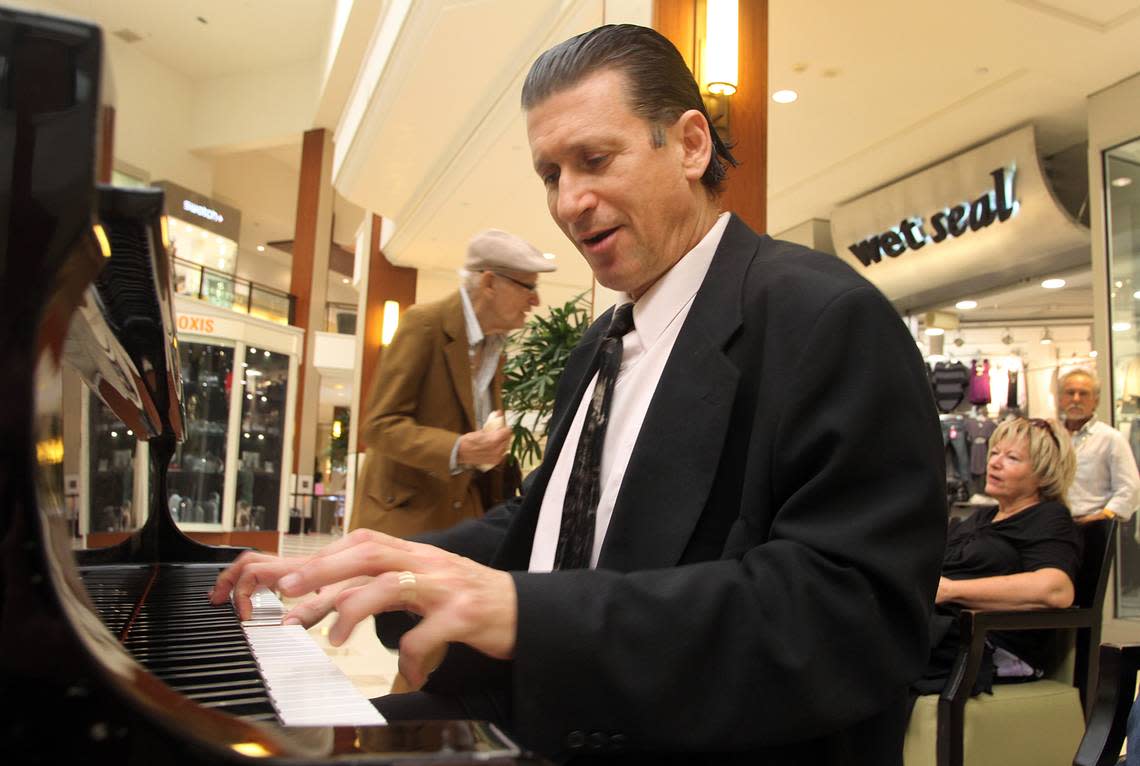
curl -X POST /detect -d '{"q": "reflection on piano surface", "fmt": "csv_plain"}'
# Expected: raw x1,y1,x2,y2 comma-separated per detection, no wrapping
0,7,535,763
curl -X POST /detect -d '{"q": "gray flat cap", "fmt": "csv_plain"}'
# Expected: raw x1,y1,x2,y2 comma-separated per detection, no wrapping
464,229,557,273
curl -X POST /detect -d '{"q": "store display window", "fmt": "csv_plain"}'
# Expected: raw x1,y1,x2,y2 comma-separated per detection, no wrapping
1105,137,1140,618
169,215,239,312
169,341,233,526
236,347,289,530
87,393,138,533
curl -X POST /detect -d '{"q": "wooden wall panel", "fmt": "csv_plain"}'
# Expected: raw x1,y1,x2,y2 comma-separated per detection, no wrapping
654,0,767,233
357,214,417,454
653,0,696,72
98,105,114,183
289,128,326,470
719,0,767,233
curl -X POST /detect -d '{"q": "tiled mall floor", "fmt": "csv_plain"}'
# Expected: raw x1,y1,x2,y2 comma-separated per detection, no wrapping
281,533,400,700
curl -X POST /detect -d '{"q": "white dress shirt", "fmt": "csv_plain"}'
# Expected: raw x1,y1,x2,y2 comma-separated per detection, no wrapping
1067,415,1140,519
529,212,730,571
449,287,504,473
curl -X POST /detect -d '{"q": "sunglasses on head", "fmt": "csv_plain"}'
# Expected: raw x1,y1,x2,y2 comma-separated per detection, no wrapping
1027,418,1060,448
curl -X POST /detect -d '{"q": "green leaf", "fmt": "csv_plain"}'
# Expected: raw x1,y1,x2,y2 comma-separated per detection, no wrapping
502,292,591,469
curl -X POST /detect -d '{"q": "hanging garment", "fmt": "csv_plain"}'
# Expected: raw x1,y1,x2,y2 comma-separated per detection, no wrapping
942,418,970,482
931,361,970,413
969,360,991,406
1007,368,1019,410
966,417,997,476
989,365,1009,415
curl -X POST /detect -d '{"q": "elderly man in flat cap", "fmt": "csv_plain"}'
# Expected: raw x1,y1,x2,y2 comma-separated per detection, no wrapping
351,229,556,539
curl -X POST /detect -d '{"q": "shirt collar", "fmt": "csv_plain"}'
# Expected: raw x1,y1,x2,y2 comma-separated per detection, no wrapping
458,286,486,346
620,211,730,347
1073,414,1099,436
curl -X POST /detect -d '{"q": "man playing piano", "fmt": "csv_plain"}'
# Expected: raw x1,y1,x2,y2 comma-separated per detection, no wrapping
212,24,945,765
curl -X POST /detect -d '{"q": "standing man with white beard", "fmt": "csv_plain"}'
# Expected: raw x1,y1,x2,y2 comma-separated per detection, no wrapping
1058,368,1140,524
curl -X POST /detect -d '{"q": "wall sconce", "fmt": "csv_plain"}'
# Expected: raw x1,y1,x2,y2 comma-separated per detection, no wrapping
381,300,400,346
697,0,738,142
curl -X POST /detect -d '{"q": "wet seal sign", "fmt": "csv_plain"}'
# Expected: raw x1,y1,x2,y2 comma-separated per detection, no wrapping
848,166,1017,267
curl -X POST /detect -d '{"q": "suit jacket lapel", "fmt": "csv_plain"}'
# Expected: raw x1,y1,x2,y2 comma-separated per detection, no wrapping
442,293,477,431
598,215,756,571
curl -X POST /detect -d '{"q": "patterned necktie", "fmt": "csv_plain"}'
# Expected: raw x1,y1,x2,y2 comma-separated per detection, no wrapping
554,302,636,569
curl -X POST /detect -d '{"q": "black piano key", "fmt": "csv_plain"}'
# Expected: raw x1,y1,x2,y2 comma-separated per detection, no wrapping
174,678,267,696
78,563,283,724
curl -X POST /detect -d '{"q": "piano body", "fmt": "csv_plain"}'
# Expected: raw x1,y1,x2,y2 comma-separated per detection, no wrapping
0,8,538,763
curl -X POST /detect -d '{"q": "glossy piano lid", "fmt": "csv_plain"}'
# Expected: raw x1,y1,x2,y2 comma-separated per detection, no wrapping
93,184,186,442
62,257,164,440
0,10,286,762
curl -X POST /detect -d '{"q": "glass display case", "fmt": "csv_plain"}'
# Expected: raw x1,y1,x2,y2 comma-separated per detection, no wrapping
168,341,233,525
86,394,138,533
235,346,289,531
78,298,302,549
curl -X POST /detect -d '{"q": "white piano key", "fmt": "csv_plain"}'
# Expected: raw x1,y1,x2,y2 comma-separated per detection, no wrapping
241,619,384,726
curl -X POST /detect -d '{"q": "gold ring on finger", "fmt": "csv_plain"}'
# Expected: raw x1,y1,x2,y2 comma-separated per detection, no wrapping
397,570,417,604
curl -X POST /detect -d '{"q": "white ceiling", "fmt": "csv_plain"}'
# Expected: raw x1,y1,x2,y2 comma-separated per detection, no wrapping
22,0,1140,322
329,0,1140,306
765,0,1140,231
45,0,333,79
930,268,1094,325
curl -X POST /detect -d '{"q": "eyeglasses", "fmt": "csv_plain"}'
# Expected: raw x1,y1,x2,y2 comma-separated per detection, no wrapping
490,271,538,294
1028,418,1060,448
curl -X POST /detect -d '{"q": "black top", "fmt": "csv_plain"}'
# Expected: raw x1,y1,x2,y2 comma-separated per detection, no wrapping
943,500,1081,668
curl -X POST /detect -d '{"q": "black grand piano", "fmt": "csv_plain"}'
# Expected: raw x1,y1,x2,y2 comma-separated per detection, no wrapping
0,8,538,763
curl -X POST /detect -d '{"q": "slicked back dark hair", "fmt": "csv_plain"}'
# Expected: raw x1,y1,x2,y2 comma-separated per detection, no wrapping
521,24,738,193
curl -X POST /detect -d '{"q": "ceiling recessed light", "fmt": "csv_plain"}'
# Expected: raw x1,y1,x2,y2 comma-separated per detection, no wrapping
342,277,351,284
955,299,977,310
923,327,945,337
772,89,798,104
1112,177,1133,188
1041,278,1066,289
1132,290,1140,300
257,244,265,252
1113,321,1132,332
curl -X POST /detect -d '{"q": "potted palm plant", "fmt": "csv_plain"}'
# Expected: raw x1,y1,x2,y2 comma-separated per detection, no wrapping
501,292,592,473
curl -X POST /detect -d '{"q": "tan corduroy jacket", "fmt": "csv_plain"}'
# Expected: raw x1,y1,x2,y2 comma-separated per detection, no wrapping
351,291,505,538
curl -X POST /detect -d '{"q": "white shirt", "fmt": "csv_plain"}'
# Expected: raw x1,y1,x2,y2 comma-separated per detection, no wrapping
449,287,505,473
529,212,730,571
1067,415,1140,519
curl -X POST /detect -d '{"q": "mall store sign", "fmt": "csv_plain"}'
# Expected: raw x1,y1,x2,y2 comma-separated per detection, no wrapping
154,180,241,242
830,126,1089,313
848,166,1017,266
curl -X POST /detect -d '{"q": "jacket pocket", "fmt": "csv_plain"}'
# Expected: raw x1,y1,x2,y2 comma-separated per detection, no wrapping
372,479,416,510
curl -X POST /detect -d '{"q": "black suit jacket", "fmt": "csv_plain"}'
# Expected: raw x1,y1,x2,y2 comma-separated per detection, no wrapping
388,216,947,764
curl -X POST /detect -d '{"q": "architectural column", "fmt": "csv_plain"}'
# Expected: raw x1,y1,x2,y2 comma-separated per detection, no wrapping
655,0,768,232
345,214,417,527
289,128,335,499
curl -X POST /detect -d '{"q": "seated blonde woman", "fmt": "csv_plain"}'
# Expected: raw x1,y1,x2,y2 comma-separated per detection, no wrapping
914,416,1080,696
